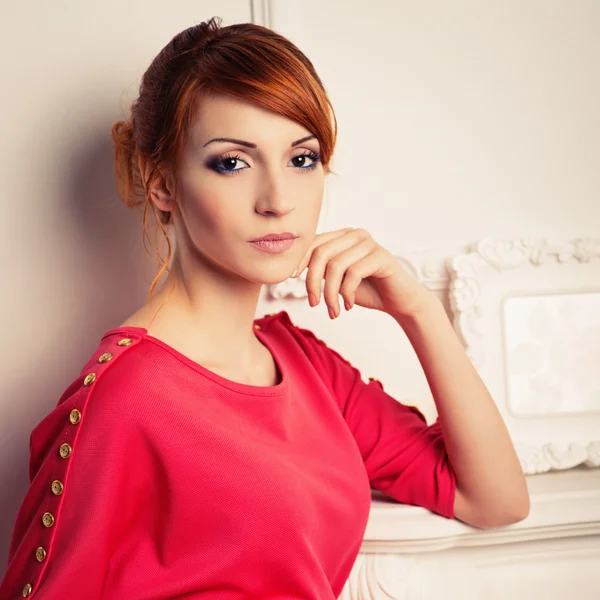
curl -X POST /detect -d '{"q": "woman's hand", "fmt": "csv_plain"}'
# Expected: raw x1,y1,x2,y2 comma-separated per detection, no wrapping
291,228,436,320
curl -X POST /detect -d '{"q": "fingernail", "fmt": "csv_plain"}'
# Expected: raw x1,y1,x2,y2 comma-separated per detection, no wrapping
328,306,336,319
344,300,350,311
291,268,299,278
308,292,317,307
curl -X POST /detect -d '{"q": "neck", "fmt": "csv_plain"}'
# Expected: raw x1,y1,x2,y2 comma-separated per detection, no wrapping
145,252,265,365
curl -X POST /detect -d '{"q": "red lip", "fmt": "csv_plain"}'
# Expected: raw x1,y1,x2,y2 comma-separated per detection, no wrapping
249,232,297,242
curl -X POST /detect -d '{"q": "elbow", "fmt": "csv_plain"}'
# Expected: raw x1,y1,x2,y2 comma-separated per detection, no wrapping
498,480,532,526
506,492,531,524
463,501,530,529
512,488,531,521
484,497,530,528
455,487,531,529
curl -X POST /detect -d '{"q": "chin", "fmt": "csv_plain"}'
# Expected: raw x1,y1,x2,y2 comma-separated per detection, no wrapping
246,265,297,286
257,271,296,286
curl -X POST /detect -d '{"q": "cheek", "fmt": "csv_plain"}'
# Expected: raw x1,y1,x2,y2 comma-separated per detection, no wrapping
302,181,324,223
194,198,227,232
181,181,234,236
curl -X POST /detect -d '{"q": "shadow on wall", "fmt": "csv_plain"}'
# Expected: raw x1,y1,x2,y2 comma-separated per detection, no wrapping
0,107,159,575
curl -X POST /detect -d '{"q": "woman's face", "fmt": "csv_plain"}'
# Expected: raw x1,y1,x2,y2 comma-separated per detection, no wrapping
166,93,325,285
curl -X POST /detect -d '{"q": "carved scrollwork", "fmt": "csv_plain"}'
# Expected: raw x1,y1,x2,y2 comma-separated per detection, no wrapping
338,554,425,600
447,236,600,368
517,440,600,474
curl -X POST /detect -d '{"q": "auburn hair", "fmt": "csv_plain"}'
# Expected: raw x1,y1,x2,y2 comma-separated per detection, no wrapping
110,16,338,303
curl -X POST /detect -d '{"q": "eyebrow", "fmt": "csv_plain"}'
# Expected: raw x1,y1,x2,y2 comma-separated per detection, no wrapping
202,135,317,148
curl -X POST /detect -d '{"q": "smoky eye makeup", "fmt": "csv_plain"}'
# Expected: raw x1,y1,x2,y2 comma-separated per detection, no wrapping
205,149,322,177
205,152,247,176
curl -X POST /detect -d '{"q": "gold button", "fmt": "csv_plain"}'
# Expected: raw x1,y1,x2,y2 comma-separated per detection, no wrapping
254,324,262,330
42,512,55,528
368,377,378,382
51,480,64,495
59,443,72,459
117,337,133,346
293,323,298,327
35,546,47,562
83,373,96,386
264,313,276,317
98,352,113,363
69,409,81,424
22,583,33,597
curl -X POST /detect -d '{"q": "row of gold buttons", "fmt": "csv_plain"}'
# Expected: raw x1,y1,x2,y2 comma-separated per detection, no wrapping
21,338,132,598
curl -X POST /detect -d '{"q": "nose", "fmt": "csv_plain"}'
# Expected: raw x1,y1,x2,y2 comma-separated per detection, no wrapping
254,169,295,217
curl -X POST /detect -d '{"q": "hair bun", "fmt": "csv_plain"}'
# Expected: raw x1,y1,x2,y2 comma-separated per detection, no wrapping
110,119,143,210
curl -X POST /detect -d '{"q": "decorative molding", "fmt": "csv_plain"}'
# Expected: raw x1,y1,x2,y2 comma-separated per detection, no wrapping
340,536,600,600
446,237,600,474
250,0,272,28
446,237,600,367
516,440,600,475
338,554,424,600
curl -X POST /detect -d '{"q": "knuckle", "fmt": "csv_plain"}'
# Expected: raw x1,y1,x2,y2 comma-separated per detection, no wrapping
312,246,326,261
326,258,343,274
345,264,359,279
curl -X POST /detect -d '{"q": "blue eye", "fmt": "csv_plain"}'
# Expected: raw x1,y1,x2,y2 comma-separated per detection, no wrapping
208,150,321,176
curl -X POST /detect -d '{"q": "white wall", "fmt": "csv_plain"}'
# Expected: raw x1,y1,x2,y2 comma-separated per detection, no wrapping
1,0,598,576
272,0,599,248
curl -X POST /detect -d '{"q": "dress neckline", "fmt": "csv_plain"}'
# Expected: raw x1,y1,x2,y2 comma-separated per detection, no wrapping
102,321,289,397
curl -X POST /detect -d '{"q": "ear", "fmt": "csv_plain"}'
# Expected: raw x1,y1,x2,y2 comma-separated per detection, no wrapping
137,154,176,213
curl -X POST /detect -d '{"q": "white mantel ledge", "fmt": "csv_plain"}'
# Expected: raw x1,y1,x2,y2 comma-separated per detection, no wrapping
363,466,600,553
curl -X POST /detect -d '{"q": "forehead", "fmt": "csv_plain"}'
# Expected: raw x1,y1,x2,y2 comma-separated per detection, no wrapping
188,93,313,148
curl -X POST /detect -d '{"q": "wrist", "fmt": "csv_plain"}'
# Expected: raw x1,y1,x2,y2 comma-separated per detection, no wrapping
390,292,446,328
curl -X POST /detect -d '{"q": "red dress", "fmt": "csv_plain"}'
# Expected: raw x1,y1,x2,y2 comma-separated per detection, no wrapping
0,311,455,599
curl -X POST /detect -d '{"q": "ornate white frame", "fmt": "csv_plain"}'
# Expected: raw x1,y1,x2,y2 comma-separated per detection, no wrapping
446,237,600,474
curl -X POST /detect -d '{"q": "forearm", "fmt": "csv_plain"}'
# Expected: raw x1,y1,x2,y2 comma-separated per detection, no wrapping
392,295,530,526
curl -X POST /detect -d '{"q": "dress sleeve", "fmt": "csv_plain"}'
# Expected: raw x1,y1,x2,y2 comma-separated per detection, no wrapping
285,314,456,519
0,357,149,599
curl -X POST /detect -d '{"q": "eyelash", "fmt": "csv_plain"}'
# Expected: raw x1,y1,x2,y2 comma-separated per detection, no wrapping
208,150,322,176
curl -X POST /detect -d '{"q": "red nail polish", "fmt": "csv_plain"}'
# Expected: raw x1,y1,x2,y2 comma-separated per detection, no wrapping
308,293,317,307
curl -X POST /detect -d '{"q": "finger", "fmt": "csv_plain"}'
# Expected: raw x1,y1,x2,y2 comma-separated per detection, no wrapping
292,229,351,278
323,239,374,317
339,249,382,309
305,229,371,307
291,228,354,278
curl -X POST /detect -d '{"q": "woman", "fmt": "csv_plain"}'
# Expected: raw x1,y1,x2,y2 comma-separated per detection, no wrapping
0,16,529,600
